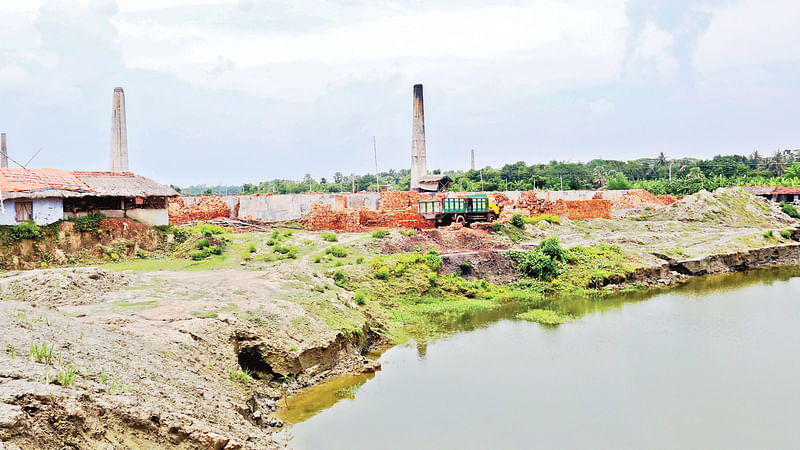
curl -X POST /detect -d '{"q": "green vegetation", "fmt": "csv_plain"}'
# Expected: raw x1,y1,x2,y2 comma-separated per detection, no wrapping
780,202,800,219
29,341,54,364
510,213,526,228
3,220,43,244
325,246,348,258
516,309,568,326
781,230,793,239
321,232,338,242
354,291,366,305
57,362,78,387
247,242,257,253
763,230,774,238
229,367,252,383
72,213,107,232
371,229,390,239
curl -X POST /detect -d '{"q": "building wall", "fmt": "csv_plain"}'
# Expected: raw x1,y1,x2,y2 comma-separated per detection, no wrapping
0,198,64,225
127,208,169,226
180,193,381,222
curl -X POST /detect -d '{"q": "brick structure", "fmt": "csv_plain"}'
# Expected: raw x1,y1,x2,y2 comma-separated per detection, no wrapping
168,197,231,225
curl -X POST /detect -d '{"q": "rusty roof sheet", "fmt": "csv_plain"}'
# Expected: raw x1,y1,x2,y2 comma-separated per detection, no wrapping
737,186,777,195
0,168,90,193
0,168,178,199
773,187,800,195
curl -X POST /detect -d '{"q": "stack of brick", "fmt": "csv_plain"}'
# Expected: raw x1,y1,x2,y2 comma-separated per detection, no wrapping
378,191,430,210
169,197,232,225
657,194,678,205
298,204,363,232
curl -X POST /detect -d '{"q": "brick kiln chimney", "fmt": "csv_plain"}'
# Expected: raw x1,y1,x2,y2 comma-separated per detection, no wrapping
110,86,129,172
1,133,7,168
410,84,428,191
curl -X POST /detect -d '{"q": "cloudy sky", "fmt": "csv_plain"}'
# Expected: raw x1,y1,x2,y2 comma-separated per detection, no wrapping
0,0,798,185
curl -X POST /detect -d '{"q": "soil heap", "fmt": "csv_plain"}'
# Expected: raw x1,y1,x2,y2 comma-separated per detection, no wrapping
647,188,795,226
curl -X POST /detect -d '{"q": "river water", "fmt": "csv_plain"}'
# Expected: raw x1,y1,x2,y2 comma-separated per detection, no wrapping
278,267,800,449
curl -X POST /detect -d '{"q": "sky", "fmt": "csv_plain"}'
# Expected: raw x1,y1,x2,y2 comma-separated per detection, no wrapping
0,0,798,186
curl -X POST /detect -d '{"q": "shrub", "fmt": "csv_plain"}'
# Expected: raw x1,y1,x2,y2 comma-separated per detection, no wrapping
321,232,338,242
72,213,107,232
5,220,42,243
208,245,222,255
313,254,323,263
371,229,390,239
781,203,800,219
110,252,120,262
763,230,774,238
459,260,473,274
193,222,224,237
537,237,565,262
247,243,257,253
490,222,503,232
427,272,438,285
374,266,390,279
136,249,148,259
510,213,526,228
196,239,210,250
274,245,298,255
325,246,348,258
353,291,366,305
356,257,364,264
286,249,298,259
781,230,793,239
190,249,211,260
424,248,442,271
505,248,564,281
332,269,346,285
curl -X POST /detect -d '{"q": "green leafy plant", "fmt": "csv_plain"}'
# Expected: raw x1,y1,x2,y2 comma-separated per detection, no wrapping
781,230,792,239
57,362,77,387
353,291,366,305
29,341,55,365
4,220,43,243
423,248,442,271
781,202,800,219
371,229,390,239
72,213,107,232
196,239,210,250
325,246,348,258
510,213,526,228
374,266,390,280
321,232,338,242
229,367,252,383
247,243,257,253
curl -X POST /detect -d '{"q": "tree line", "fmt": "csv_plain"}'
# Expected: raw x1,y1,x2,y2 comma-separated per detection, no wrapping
177,150,800,197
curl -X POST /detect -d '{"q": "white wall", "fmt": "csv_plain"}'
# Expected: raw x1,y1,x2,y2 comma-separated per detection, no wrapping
127,208,169,226
0,198,63,225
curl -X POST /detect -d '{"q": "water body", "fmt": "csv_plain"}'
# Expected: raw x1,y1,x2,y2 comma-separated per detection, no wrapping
279,267,800,449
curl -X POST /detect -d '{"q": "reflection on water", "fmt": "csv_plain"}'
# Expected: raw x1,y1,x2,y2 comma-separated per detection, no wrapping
277,266,800,449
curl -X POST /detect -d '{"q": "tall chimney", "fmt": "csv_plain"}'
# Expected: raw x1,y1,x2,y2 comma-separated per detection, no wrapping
471,149,475,171
1,133,7,168
410,84,427,191
110,87,129,172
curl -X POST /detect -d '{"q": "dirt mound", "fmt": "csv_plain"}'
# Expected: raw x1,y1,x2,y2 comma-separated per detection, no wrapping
99,218,148,232
0,267,130,307
611,190,665,209
647,188,795,226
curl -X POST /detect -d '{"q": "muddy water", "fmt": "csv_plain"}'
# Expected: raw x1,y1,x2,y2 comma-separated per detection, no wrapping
278,266,800,449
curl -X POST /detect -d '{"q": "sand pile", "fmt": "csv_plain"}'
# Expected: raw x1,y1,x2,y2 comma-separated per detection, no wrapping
611,189,666,209
648,188,795,226
0,267,131,307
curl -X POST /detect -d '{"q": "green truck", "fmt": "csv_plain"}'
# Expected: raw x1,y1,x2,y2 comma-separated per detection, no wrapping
417,194,500,227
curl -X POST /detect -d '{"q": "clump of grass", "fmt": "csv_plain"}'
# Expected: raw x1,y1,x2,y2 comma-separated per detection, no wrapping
374,266,390,280
325,246,348,258
230,367,252,383
781,230,793,239
354,291,366,305
356,256,364,264
510,213,526,228
763,230,774,238
371,229,390,239
423,248,442,271
780,202,800,219
399,229,417,236
57,362,77,387
516,309,568,326
526,213,561,225
247,242,257,253
321,232,338,242
196,239,210,250
136,249,148,259
29,341,54,364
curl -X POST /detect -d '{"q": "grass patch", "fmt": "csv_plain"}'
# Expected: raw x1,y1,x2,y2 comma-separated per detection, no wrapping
516,309,568,326
230,367,252,383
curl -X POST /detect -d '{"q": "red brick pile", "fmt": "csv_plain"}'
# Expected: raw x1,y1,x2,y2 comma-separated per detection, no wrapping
168,197,232,225
611,189,665,209
657,194,678,205
557,199,612,220
298,204,362,232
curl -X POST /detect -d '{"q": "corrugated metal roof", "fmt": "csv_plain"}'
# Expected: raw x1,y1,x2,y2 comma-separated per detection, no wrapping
773,186,800,195
737,186,777,195
0,168,178,199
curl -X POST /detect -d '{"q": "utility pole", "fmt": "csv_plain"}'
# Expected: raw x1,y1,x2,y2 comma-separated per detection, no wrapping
560,176,563,190
373,136,379,193
669,162,673,180
480,170,484,191
352,175,355,194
